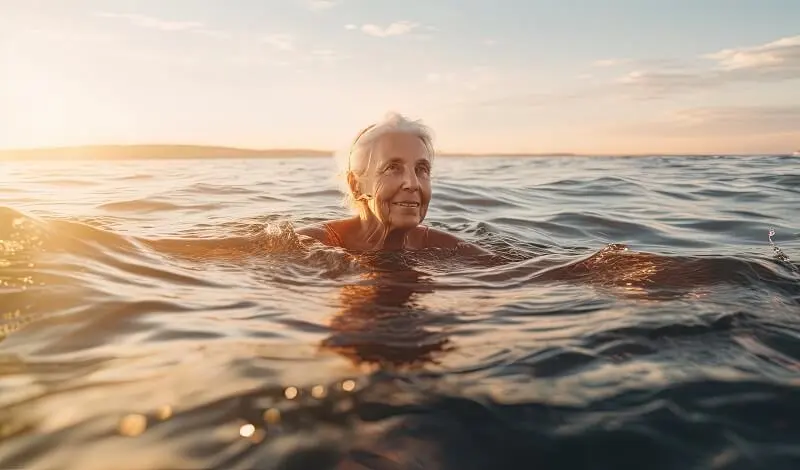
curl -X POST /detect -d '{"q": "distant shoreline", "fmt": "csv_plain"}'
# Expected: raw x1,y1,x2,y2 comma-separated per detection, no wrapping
0,144,788,160
0,145,333,161
0,144,577,160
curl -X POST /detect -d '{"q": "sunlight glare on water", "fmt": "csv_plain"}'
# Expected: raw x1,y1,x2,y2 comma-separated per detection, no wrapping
0,155,799,470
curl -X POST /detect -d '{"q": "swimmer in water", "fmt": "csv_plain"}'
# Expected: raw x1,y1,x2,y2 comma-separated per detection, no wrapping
296,112,490,255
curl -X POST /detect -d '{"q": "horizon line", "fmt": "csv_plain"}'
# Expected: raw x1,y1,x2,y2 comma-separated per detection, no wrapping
0,143,794,159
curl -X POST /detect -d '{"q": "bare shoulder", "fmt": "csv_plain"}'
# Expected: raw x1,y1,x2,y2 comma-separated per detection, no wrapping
295,218,353,246
425,227,492,255
295,223,328,242
295,222,335,245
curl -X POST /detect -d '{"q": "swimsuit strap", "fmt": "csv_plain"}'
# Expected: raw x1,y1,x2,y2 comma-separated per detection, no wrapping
323,223,345,247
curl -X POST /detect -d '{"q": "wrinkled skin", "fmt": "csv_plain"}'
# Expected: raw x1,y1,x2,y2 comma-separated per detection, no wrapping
347,132,432,250
297,132,490,255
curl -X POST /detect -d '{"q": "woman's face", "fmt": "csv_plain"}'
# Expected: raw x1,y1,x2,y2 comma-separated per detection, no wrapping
354,132,432,230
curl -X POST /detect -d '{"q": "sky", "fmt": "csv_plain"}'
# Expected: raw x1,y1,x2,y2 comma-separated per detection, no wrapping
1,0,799,155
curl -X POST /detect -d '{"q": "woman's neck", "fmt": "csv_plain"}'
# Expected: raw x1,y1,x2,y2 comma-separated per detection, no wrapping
356,214,410,251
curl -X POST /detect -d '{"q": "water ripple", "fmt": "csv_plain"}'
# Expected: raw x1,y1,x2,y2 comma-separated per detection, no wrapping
0,156,799,469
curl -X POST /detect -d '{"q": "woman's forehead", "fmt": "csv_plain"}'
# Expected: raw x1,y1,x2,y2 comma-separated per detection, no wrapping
370,133,430,161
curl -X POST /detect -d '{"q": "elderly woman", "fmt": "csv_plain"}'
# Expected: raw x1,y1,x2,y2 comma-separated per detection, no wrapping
297,112,489,255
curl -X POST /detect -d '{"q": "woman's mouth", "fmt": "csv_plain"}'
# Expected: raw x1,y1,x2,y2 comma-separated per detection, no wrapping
392,202,420,208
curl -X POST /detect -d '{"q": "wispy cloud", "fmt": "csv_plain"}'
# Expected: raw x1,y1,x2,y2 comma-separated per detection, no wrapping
592,58,629,67
616,35,800,99
302,48,348,64
674,105,800,129
469,87,603,109
346,21,420,37
616,70,714,99
705,35,800,71
307,0,339,11
615,105,800,141
262,34,295,51
486,34,800,106
93,12,204,32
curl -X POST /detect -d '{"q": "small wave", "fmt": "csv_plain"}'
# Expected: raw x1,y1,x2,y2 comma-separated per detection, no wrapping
293,189,342,199
691,188,766,202
537,176,646,198
182,183,259,195
4,370,798,470
544,212,658,241
32,179,99,187
98,199,223,213
116,174,154,181
751,174,800,188
648,188,701,202
446,243,800,297
433,185,521,209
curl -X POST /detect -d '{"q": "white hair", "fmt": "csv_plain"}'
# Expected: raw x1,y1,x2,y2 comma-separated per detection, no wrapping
334,111,435,211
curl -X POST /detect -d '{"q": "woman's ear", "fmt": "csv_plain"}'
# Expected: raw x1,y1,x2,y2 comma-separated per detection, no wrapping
347,171,360,199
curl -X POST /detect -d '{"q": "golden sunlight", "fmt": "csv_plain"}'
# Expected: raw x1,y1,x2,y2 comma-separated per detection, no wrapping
3,36,114,149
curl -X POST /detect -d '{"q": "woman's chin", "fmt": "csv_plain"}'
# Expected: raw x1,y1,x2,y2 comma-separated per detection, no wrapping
391,215,422,229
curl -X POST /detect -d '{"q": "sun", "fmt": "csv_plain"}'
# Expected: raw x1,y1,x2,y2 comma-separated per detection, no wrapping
1,33,107,150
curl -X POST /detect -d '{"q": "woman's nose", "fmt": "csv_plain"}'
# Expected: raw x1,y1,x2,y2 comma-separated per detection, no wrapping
402,168,419,190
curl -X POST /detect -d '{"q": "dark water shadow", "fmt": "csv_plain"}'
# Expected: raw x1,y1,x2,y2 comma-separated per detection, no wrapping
319,254,454,370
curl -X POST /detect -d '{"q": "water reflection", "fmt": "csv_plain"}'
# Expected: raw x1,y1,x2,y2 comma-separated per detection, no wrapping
320,255,452,369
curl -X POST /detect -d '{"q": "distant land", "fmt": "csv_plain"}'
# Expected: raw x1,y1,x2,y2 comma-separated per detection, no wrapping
2,144,790,161
0,145,332,160
0,144,577,160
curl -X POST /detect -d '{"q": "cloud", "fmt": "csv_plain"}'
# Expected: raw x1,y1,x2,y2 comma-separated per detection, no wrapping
93,12,204,32
616,35,800,99
614,105,800,139
468,86,606,109
349,21,420,37
592,58,629,67
305,48,347,64
454,34,800,113
602,105,800,154
307,0,339,11
667,105,800,135
616,70,717,99
705,35,800,72
262,34,295,51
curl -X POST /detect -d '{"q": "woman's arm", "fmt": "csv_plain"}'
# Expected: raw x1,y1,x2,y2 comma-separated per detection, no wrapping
426,227,493,257
294,224,328,244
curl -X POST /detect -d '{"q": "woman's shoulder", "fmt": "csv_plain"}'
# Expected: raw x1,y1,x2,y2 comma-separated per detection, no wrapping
422,226,460,248
422,226,492,255
295,219,351,246
294,224,327,242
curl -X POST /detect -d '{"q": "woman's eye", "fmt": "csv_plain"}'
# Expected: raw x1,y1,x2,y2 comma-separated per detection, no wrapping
417,166,430,175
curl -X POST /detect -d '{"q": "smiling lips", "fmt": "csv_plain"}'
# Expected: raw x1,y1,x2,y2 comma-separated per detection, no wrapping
392,201,420,208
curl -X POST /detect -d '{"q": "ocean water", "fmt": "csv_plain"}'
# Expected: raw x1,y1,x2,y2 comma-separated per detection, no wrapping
1,155,799,470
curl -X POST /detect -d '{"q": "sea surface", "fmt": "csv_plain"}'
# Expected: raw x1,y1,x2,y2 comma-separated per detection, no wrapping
1,155,799,470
